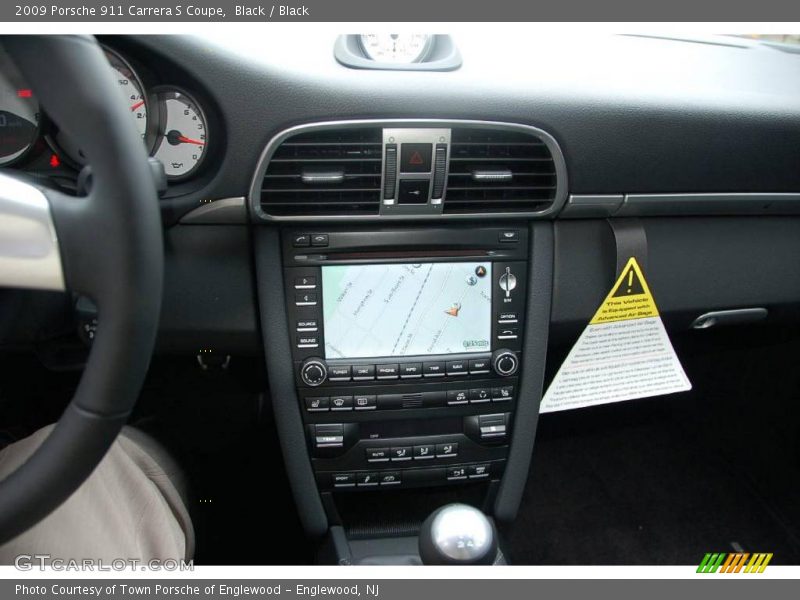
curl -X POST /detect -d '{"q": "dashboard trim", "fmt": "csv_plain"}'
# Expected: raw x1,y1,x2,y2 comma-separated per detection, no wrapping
179,196,247,224
562,192,800,219
248,119,569,223
618,192,800,217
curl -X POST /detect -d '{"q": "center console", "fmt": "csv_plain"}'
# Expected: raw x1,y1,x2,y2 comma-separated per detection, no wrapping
281,226,529,493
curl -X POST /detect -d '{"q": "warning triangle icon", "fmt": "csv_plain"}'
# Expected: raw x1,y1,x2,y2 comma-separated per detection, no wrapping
409,151,424,165
612,264,646,297
590,257,659,325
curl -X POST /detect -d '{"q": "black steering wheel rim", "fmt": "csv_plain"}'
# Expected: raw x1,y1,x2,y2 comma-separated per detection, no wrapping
0,35,162,543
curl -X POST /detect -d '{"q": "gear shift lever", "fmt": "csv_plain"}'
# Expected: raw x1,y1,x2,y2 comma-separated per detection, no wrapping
418,504,498,565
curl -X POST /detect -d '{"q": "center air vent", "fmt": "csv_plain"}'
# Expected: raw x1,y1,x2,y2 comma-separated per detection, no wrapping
252,121,566,220
444,128,558,214
260,127,382,217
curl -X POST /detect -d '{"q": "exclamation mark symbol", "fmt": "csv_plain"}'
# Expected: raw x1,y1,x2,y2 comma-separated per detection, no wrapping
626,269,634,293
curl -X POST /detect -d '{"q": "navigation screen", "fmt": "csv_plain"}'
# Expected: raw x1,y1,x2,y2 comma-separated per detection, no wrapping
321,262,492,359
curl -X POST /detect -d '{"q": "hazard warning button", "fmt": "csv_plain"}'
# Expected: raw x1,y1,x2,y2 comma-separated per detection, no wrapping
400,143,432,173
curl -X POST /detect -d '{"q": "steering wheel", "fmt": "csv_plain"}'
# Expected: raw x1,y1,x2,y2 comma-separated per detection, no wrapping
0,36,162,542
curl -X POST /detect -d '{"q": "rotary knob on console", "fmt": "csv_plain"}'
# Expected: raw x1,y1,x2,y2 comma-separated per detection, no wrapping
498,266,517,298
491,349,519,377
301,358,328,387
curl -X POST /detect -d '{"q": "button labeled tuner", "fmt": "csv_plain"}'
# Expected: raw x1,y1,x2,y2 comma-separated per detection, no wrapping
328,365,351,381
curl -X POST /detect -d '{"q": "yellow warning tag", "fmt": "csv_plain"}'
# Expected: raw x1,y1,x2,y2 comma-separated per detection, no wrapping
590,257,659,325
540,255,691,414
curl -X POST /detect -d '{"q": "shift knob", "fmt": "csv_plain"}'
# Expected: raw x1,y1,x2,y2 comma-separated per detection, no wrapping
418,504,497,565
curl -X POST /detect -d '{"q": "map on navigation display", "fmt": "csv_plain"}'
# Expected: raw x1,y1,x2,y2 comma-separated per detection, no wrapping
322,262,493,359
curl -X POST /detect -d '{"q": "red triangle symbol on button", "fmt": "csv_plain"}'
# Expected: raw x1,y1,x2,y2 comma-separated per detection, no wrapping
409,151,424,165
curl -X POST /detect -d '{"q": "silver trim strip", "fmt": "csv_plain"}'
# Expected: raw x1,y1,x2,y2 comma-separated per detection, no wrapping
619,192,800,216
249,119,569,222
179,197,247,224
562,192,800,218
0,173,65,291
561,194,624,219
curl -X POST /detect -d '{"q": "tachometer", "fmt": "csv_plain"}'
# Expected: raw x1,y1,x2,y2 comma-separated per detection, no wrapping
0,47,40,166
104,47,148,142
54,46,151,165
152,88,207,180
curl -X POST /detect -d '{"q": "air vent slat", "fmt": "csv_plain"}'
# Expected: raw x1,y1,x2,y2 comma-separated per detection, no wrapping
262,188,382,194
448,157,553,162
260,127,383,217
447,186,556,192
444,127,559,215
268,158,382,163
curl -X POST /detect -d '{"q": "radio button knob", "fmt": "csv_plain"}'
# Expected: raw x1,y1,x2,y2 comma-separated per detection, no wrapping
301,358,328,387
492,349,519,377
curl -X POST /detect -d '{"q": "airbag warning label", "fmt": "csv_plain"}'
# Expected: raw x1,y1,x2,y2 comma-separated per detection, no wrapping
540,257,691,413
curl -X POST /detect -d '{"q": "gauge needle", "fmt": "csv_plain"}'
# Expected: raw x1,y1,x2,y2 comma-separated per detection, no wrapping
130,100,145,111
176,135,205,146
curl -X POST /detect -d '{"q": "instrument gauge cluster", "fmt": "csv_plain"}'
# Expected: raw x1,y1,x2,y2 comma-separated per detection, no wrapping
151,87,208,181
0,41,216,190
